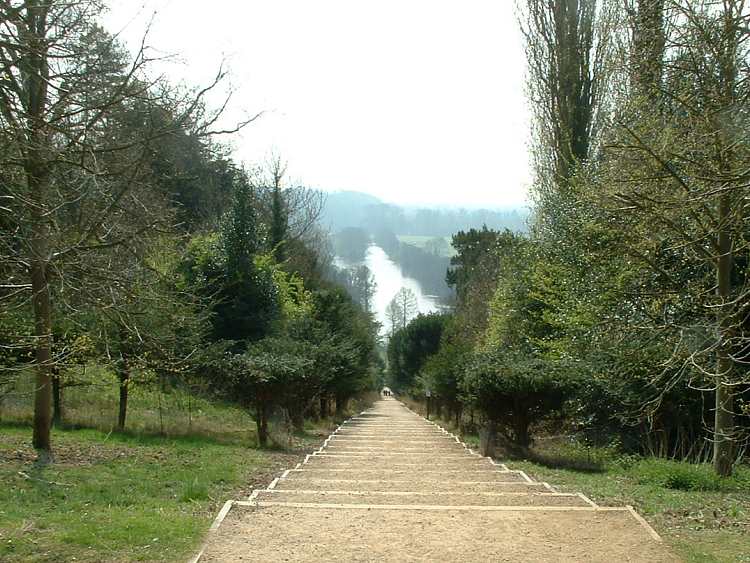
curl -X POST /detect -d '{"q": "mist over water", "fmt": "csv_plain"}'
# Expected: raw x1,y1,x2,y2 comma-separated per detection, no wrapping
335,245,441,333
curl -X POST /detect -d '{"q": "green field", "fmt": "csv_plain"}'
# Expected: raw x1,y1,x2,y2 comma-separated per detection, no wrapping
396,235,457,257
0,425,299,562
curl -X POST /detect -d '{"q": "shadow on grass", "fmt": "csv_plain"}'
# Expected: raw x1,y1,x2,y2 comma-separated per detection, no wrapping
0,419,254,450
498,441,608,474
1,403,362,458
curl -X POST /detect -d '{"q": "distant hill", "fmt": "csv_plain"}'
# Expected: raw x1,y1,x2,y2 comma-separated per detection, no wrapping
320,190,529,236
319,191,384,232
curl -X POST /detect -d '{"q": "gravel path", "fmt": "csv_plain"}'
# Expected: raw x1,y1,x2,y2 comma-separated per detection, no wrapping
197,398,678,562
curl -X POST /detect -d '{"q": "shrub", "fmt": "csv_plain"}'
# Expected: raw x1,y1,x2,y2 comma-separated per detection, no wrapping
631,459,749,492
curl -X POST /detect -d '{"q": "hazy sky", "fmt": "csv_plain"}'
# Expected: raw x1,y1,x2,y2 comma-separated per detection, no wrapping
103,1,531,208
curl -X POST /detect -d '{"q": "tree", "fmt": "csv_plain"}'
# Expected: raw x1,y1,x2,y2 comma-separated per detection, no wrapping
462,350,571,448
267,155,289,262
628,0,666,100
313,286,378,415
418,316,473,425
353,265,376,313
387,313,448,392
0,0,249,457
0,3,155,455
332,227,371,262
252,154,324,265
385,288,418,336
519,0,620,240
518,0,750,475
231,336,314,447
96,239,210,431
447,228,516,343
183,181,280,348
588,0,750,476
461,232,574,447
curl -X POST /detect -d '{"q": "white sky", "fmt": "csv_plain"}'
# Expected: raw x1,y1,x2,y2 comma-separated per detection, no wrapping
103,0,531,208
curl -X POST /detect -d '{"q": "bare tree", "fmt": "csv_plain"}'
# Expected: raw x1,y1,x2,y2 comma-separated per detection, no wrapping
252,154,325,258
386,288,419,335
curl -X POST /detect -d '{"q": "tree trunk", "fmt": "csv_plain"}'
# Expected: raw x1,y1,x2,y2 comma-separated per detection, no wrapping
320,396,328,419
27,3,53,458
291,407,305,433
256,404,269,448
52,371,63,427
479,421,496,457
714,192,735,477
632,0,665,100
31,257,53,455
512,401,531,448
116,337,131,432
335,395,346,417
711,5,741,478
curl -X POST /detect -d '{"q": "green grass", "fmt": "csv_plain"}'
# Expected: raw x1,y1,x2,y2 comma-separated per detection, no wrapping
509,453,750,563
415,405,750,563
0,419,337,562
0,367,348,562
0,426,261,561
1,367,257,444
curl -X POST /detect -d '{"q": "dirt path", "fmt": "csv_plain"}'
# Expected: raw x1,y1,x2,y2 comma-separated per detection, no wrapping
196,399,678,562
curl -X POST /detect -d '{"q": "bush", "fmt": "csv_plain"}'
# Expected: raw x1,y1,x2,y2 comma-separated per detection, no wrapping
631,458,749,492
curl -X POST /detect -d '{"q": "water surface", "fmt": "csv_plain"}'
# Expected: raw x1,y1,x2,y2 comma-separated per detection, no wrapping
336,244,440,334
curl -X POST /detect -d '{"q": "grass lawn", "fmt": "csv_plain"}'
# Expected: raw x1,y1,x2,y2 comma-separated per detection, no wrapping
0,423,324,562
407,402,750,563
0,367,259,443
0,369,347,562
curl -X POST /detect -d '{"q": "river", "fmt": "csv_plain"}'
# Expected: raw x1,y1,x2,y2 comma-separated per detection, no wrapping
335,244,441,334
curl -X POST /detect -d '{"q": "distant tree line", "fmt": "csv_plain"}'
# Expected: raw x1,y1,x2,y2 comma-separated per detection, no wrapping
321,191,528,236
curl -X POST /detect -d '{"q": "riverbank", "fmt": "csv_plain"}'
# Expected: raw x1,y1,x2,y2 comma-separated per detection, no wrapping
335,243,443,332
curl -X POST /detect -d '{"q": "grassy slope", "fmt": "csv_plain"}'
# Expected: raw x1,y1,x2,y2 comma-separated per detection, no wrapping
1,367,258,442
0,371,338,562
0,424,333,562
404,402,750,563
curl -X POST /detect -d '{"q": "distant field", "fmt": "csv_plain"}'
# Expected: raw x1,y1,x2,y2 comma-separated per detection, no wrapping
396,235,457,257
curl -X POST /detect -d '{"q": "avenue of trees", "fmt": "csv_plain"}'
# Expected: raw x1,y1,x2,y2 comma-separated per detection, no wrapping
390,0,750,477
0,0,378,457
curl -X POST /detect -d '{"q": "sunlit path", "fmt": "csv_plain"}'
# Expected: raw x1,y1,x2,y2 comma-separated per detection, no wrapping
196,399,676,562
